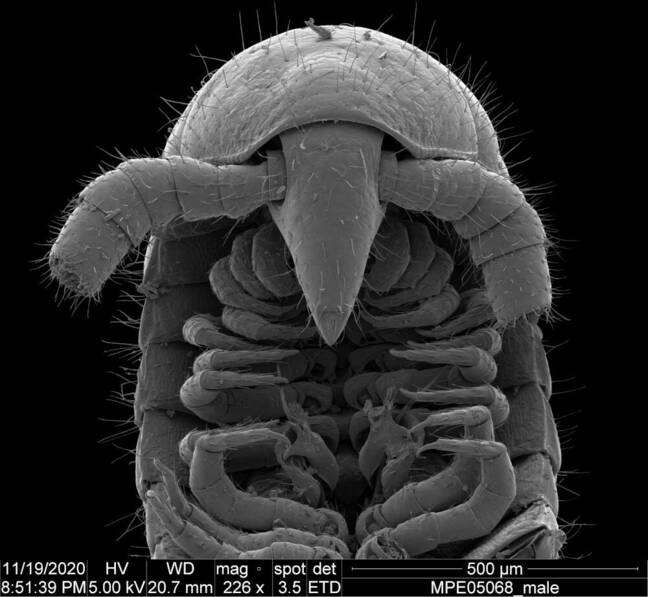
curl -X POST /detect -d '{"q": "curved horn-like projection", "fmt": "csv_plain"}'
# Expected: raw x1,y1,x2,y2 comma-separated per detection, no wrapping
380,154,550,324
49,153,286,296
269,123,385,346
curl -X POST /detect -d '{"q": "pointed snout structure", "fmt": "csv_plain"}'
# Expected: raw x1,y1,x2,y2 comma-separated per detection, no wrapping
268,123,385,345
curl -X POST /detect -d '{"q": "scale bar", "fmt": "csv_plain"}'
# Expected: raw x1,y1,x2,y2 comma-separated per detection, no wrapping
350,567,463,571
528,567,640,571
349,576,643,580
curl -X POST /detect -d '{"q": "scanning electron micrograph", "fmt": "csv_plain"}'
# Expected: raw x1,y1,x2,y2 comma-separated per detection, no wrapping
48,23,564,560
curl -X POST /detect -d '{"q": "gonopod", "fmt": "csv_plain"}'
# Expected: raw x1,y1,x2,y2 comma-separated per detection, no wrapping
49,22,563,559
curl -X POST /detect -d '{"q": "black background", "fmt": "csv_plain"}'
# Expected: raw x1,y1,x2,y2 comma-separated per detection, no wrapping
8,1,642,565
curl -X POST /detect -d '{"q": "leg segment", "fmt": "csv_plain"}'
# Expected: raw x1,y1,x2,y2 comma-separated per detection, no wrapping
357,438,515,558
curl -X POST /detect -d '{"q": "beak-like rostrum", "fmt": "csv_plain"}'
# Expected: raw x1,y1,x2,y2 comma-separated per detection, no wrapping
269,123,385,345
